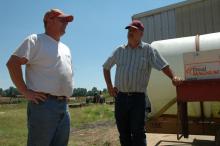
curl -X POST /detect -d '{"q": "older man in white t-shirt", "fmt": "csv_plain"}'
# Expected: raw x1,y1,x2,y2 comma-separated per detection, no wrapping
6,9,74,146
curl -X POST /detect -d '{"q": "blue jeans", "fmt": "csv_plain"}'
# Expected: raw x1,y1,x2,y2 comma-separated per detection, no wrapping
115,92,146,146
27,95,70,146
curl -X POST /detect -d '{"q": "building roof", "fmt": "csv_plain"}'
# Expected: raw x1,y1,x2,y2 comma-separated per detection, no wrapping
133,0,203,19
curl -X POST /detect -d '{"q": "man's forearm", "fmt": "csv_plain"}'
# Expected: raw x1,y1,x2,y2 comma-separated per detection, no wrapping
162,65,182,86
103,69,113,89
103,68,118,97
162,65,175,79
6,57,28,94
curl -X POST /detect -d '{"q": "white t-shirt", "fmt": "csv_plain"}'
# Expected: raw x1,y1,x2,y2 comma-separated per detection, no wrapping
13,33,73,97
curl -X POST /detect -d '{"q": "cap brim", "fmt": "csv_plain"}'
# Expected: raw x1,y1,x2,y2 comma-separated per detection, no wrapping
58,15,74,22
125,25,139,30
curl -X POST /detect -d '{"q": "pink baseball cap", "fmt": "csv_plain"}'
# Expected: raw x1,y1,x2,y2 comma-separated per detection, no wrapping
44,9,74,23
125,20,144,31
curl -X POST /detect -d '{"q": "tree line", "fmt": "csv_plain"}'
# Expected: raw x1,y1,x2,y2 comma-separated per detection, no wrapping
0,87,107,97
72,87,108,97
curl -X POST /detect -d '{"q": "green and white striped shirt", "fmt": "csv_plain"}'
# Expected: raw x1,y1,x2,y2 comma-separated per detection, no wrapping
103,41,168,93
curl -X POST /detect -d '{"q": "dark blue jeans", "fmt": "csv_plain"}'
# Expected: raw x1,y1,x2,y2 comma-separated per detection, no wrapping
115,92,146,146
27,95,70,146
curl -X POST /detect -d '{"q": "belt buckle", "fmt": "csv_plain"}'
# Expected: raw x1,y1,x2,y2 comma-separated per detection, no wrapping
57,96,65,101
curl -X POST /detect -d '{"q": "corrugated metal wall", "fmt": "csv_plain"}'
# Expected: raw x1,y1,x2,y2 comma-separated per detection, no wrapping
138,10,176,43
176,0,220,37
133,0,220,43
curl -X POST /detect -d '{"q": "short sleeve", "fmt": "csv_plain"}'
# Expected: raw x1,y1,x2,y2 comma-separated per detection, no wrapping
102,48,118,70
13,34,37,64
149,45,168,71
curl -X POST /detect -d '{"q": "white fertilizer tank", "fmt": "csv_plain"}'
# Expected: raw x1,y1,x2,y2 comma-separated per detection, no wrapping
149,32,220,118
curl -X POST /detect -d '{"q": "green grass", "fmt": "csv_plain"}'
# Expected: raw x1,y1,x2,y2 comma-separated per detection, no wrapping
70,104,114,128
0,102,114,146
0,103,27,146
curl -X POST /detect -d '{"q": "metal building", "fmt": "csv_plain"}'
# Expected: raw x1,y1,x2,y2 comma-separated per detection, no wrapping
132,0,220,43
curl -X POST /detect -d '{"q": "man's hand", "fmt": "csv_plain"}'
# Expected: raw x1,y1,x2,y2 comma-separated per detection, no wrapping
162,66,183,86
172,76,182,86
108,86,118,97
23,89,47,104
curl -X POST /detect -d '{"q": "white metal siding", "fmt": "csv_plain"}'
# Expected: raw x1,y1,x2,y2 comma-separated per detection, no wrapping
133,0,220,43
139,10,176,43
176,0,220,37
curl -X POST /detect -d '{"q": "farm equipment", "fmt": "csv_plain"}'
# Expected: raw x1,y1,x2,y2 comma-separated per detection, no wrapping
145,32,220,144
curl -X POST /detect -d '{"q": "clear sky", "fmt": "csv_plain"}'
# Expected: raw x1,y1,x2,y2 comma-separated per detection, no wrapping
0,0,184,90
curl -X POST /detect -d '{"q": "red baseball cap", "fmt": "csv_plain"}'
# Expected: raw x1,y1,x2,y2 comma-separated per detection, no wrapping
125,20,144,31
44,9,74,23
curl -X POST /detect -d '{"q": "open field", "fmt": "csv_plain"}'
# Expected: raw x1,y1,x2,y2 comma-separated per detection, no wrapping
0,98,217,146
0,100,115,146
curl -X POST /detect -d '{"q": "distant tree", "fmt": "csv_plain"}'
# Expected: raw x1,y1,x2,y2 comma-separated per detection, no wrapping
102,88,107,93
0,88,3,96
4,86,20,97
86,90,93,96
72,88,87,97
102,88,111,98
0,88,6,97
86,87,97,96
91,87,98,93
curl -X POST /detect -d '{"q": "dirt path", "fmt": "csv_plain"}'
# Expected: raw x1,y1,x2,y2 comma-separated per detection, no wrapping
69,120,120,146
69,121,216,146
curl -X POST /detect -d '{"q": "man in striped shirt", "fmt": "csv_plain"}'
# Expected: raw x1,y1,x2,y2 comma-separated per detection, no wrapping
103,20,181,146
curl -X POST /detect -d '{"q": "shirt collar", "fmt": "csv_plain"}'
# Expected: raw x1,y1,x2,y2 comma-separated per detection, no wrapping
125,41,144,49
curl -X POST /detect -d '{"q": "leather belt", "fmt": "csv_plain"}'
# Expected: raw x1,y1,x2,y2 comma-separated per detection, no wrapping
118,92,145,96
44,93,67,101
